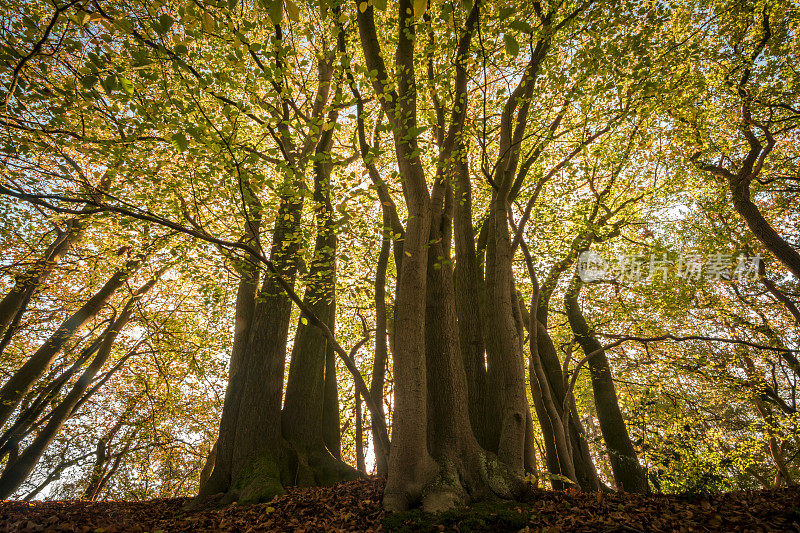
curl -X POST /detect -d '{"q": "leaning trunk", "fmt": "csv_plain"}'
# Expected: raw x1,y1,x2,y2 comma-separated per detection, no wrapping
565,275,649,493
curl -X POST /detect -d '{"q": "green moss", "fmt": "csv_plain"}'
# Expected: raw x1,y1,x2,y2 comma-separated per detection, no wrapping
383,501,533,532
235,454,286,504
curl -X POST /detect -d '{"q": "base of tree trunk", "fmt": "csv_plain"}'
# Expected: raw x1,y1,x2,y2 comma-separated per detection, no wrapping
384,446,525,513
287,443,362,487
189,440,361,508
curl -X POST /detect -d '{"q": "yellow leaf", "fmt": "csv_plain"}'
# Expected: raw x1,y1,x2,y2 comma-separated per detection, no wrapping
286,0,300,22
202,11,214,32
413,0,426,18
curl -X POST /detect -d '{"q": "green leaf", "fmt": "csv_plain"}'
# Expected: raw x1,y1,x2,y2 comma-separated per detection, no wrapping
263,0,283,25
509,20,534,34
498,6,514,20
100,74,117,93
373,0,387,10
504,33,519,57
80,75,98,89
118,75,134,95
202,12,215,32
158,13,174,33
171,132,189,152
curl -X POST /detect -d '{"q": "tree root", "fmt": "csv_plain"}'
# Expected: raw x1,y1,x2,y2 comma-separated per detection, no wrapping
385,446,525,513
186,440,361,509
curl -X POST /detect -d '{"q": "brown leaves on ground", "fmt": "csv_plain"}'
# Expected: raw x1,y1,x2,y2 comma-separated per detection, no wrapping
0,478,797,532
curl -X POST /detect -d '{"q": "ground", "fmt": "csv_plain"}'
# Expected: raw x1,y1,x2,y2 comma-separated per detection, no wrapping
1,478,799,532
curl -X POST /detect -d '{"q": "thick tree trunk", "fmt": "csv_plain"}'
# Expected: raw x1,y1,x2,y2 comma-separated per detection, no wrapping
196,247,258,496
565,275,649,493
200,65,345,500
484,204,528,474
452,154,490,450
356,0,524,511
200,186,304,503
0,256,144,428
423,235,524,511
281,124,358,486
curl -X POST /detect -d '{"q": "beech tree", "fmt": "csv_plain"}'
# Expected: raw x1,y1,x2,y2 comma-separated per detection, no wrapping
0,0,798,511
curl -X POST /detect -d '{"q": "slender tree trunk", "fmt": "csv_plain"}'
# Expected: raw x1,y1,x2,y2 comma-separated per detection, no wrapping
0,226,76,337
519,242,601,490
565,275,649,493
0,330,108,460
322,346,341,460
0,256,144,428
743,355,794,487
355,391,366,474
371,213,391,477
0,170,114,351
83,398,139,500
83,438,107,500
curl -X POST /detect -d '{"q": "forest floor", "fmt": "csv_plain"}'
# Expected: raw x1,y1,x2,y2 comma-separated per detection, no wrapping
1,477,799,532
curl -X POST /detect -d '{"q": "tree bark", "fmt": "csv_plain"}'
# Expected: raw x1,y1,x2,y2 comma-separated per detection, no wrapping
453,152,490,450
371,212,391,477
355,391,366,474
280,121,358,487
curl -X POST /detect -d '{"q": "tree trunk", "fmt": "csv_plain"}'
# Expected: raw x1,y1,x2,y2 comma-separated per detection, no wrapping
565,275,649,493
452,153,490,450
519,242,602,490
199,183,305,503
371,213,391,477
484,205,528,474
323,345,341,460
355,391,366,473
281,122,358,486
